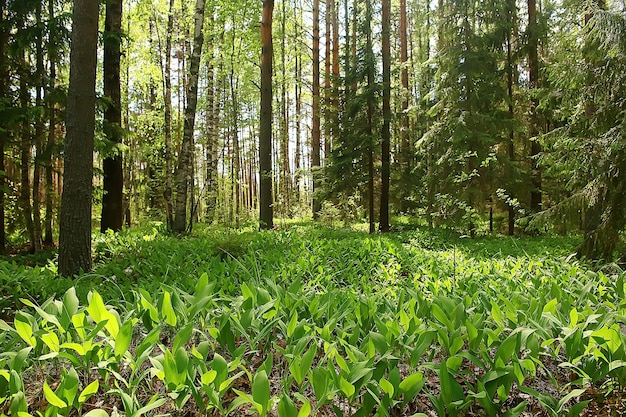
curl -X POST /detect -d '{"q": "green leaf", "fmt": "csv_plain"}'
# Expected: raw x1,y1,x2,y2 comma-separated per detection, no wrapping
287,311,298,338
339,377,355,398
115,320,133,357
132,396,168,417
14,317,36,348
83,410,109,417
399,372,423,394
380,378,394,397
43,381,67,409
252,370,271,416
160,291,177,327
78,380,99,404
278,394,297,417
298,399,312,417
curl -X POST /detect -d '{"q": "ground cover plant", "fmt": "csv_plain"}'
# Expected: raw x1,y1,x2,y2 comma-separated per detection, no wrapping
1,224,626,416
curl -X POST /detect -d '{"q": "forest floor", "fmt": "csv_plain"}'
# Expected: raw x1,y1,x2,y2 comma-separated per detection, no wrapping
1,222,626,416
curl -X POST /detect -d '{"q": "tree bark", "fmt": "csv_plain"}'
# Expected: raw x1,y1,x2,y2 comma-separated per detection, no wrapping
528,0,542,213
32,0,44,251
312,0,321,218
173,0,206,233
259,0,274,229
163,0,175,229
58,0,100,276
101,0,124,233
0,0,6,253
44,0,56,245
380,0,391,233
19,47,35,252
366,0,375,234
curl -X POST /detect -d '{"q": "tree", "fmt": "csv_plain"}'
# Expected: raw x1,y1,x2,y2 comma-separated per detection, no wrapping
58,0,100,276
528,0,542,214
259,0,274,229
101,0,124,233
173,0,206,233
0,0,6,253
311,0,321,218
379,0,391,232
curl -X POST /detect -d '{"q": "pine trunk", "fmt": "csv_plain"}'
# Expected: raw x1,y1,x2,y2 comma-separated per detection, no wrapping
0,0,6,253
101,0,124,233
259,0,274,229
380,0,391,233
366,0,375,234
311,0,321,218
19,49,35,252
163,0,175,229
173,0,206,233
44,0,56,245
58,0,99,276
528,0,542,213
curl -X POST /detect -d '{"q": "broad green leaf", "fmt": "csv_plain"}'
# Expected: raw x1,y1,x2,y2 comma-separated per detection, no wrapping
380,378,394,397
160,291,177,327
202,370,217,385
14,317,36,348
287,312,298,338
339,377,355,398
83,410,109,417
399,372,423,394
278,394,297,417
298,399,312,417
78,380,99,404
43,381,67,409
41,332,60,352
114,320,133,357
252,370,271,415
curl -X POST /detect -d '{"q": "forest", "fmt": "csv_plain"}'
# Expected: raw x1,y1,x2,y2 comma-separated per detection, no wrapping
2,0,626,415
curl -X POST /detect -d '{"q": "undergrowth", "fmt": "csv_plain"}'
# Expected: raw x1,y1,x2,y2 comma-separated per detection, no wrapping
1,223,625,417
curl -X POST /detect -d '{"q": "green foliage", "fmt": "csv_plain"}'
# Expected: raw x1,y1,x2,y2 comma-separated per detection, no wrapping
1,224,625,415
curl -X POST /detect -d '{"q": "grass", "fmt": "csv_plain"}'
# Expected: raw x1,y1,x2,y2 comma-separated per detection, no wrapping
1,223,625,416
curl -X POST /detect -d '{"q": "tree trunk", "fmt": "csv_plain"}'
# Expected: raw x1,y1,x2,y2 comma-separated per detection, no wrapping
58,0,100,276
101,0,123,233
380,0,391,233
528,0,542,213
44,0,56,245
507,0,516,236
204,15,219,223
366,0,375,234
173,0,206,233
399,0,410,212
19,48,35,253
259,0,274,229
0,0,6,253
312,0,321,218
294,1,302,204
163,0,175,229
32,0,44,251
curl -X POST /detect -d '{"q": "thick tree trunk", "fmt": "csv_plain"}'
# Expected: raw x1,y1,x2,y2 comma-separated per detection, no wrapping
58,0,100,276
101,0,124,233
259,0,274,229
311,0,321,218
380,0,391,233
163,0,175,229
173,0,206,233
